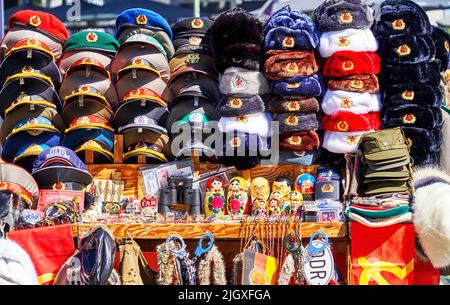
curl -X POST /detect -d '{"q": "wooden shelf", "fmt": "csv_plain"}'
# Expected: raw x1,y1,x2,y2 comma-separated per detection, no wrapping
71,222,347,240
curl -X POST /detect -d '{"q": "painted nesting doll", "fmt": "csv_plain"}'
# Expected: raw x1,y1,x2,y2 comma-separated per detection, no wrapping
267,197,281,216
227,177,250,216
280,197,292,216
250,177,270,214
204,177,226,218
271,177,292,198
252,198,267,217
290,191,303,217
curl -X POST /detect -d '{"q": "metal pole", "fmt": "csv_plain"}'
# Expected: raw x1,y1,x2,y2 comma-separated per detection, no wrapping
0,0,4,40
194,0,200,17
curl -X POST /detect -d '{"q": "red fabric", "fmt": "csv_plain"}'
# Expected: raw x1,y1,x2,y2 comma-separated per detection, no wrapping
322,111,381,132
323,51,381,77
37,189,85,212
8,225,75,285
413,257,440,285
351,223,415,285
8,10,69,42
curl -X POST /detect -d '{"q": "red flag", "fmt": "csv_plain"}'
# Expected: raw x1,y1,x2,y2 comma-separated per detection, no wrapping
8,225,75,285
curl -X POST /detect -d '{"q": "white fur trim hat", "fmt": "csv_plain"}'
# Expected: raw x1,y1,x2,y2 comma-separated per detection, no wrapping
321,90,382,115
218,112,272,137
0,238,38,285
219,67,270,96
323,130,372,154
413,166,450,268
318,28,379,58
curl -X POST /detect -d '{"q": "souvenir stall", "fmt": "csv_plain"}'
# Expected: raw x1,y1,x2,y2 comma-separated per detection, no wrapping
0,0,449,286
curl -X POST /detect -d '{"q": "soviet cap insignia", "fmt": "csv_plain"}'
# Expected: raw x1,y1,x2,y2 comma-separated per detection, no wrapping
402,90,414,101
52,182,65,190
288,135,302,145
189,36,202,46
236,115,249,123
287,101,300,111
86,32,98,43
28,15,42,27
346,135,358,145
392,19,406,30
285,62,299,74
402,114,416,124
185,53,200,64
191,18,204,29
287,83,300,89
132,58,144,65
337,121,349,131
282,36,295,48
81,58,95,65
338,37,350,47
342,60,354,71
136,14,148,25
230,136,241,148
397,44,411,56
134,142,147,150
233,76,246,88
188,112,203,123
76,116,90,124
340,98,352,108
135,115,149,124
350,80,363,89
321,184,334,193
27,38,38,46
21,66,34,73
80,140,102,149
339,12,353,24
229,98,243,109
285,115,299,126
17,94,31,102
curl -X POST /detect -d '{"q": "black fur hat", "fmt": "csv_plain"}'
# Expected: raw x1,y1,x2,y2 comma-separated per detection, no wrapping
373,0,432,38
411,152,439,166
217,95,265,117
382,83,443,108
382,104,443,130
380,60,442,87
431,26,450,72
402,126,442,155
210,8,264,73
379,34,436,65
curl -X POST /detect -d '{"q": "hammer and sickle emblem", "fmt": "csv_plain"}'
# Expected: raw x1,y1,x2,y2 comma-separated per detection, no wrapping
357,257,414,285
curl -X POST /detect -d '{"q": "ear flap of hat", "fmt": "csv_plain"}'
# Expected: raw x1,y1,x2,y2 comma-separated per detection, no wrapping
279,130,320,151
381,60,442,86
328,74,380,93
382,104,443,130
322,51,381,78
379,34,436,65
266,96,320,113
274,112,319,134
217,95,265,117
432,26,450,72
264,50,318,80
271,73,325,97
383,83,444,108
402,126,442,155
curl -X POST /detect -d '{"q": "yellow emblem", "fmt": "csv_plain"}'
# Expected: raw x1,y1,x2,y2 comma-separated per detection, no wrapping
337,37,350,47
288,135,302,145
287,83,300,89
285,115,298,126
351,80,364,89
86,32,98,43
287,101,300,111
282,36,295,48
402,114,416,124
346,135,358,145
339,12,353,24
27,38,38,46
340,98,352,108
132,58,144,65
191,18,204,29
337,121,349,131
21,66,34,73
28,15,42,27
188,36,202,46
81,140,102,149
357,257,414,285
401,90,414,101
236,115,249,123
285,62,299,73
136,14,148,25
397,44,411,57
23,144,43,155
229,98,243,109
185,53,200,64
321,184,334,193
342,60,354,71
392,19,406,31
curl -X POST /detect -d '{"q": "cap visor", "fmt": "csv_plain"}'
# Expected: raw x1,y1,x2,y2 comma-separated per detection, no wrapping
32,166,93,186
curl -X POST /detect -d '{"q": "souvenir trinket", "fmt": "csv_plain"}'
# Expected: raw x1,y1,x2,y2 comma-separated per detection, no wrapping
267,198,281,216
227,177,250,216
272,177,292,198
252,198,267,217
295,174,316,201
203,177,226,218
250,177,270,202
290,191,303,217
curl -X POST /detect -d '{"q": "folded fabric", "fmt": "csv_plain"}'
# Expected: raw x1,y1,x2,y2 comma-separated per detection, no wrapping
273,112,319,134
271,73,325,97
349,205,410,219
362,180,411,195
263,6,320,51
382,104,443,130
402,126,442,155
264,50,318,80
218,112,272,137
321,90,381,115
322,51,381,77
278,149,321,165
348,212,413,227
266,96,320,113
379,34,436,65
217,95,265,117
279,130,320,151
323,130,371,154
432,25,450,72
318,28,378,58
373,0,432,38
322,111,381,132
328,74,379,93
381,60,442,86
219,67,270,96
313,0,374,32
382,83,443,108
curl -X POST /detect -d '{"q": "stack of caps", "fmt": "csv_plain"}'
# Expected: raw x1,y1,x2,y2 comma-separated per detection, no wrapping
263,6,323,165
166,17,220,159
111,9,173,164
58,31,119,163
211,8,271,168
374,0,443,166
314,0,381,154
31,146,93,191
348,128,413,226
0,10,68,172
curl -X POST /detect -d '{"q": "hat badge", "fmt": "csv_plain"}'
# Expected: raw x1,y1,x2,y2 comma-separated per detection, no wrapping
86,32,98,43
27,118,37,125
26,38,38,46
397,44,411,57
287,83,300,89
24,144,42,155
189,112,203,123
282,36,295,48
350,80,363,89
392,19,406,30
346,135,358,145
135,142,147,149
285,115,298,126
287,101,300,111
21,66,34,73
81,140,102,149
189,36,202,46
402,90,414,101
77,116,90,124
28,15,42,27
340,98,352,108
403,114,416,124
337,121,349,131
80,85,90,92
288,135,302,145
339,12,353,24
230,136,241,148
342,60,354,71
236,115,249,123
285,62,299,74
53,182,65,191
17,94,30,102
130,88,142,97
191,18,204,29
132,58,144,65
81,58,94,65
321,184,334,193
337,37,350,47
233,76,246,88
136,14,148,25
229,98,243,109
135,115,149,124
185,53,200,64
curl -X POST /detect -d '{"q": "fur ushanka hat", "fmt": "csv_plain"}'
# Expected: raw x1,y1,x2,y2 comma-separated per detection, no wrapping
271,73,326,97
279,130,320,151
313,0,374,32
373,0,432,38
217,95,265,117
273,112,320,134
210,8,263,73
431,25,450,72
328,74,380,93
263,6,320,51
382,104,443,130
322,51,381,78
382,83,444,108
266,96,320,113
381,60,442,86
264,50,318,80
402,126,442,155
378,34,436,66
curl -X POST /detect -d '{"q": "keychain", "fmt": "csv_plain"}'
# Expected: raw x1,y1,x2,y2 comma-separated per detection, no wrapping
301,231,334,285
283,232,304,285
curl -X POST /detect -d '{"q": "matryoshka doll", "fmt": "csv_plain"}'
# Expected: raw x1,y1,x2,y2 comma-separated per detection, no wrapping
204,177,226,217
252,198,267,217
250,177,270,214
280,197,292,216
227,177,250,216
267,198,281,216
290,191,303,217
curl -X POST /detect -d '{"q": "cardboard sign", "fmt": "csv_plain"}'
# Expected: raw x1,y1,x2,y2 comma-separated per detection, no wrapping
303,240,334,285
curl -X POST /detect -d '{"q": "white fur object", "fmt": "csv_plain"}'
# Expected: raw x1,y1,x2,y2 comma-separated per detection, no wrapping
323,130,373,154
318,28,379,58
321,90,381,115
219,67,270,96
0,239,38,285
218,113,272,137
413,166,450,268
197,245,227,285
